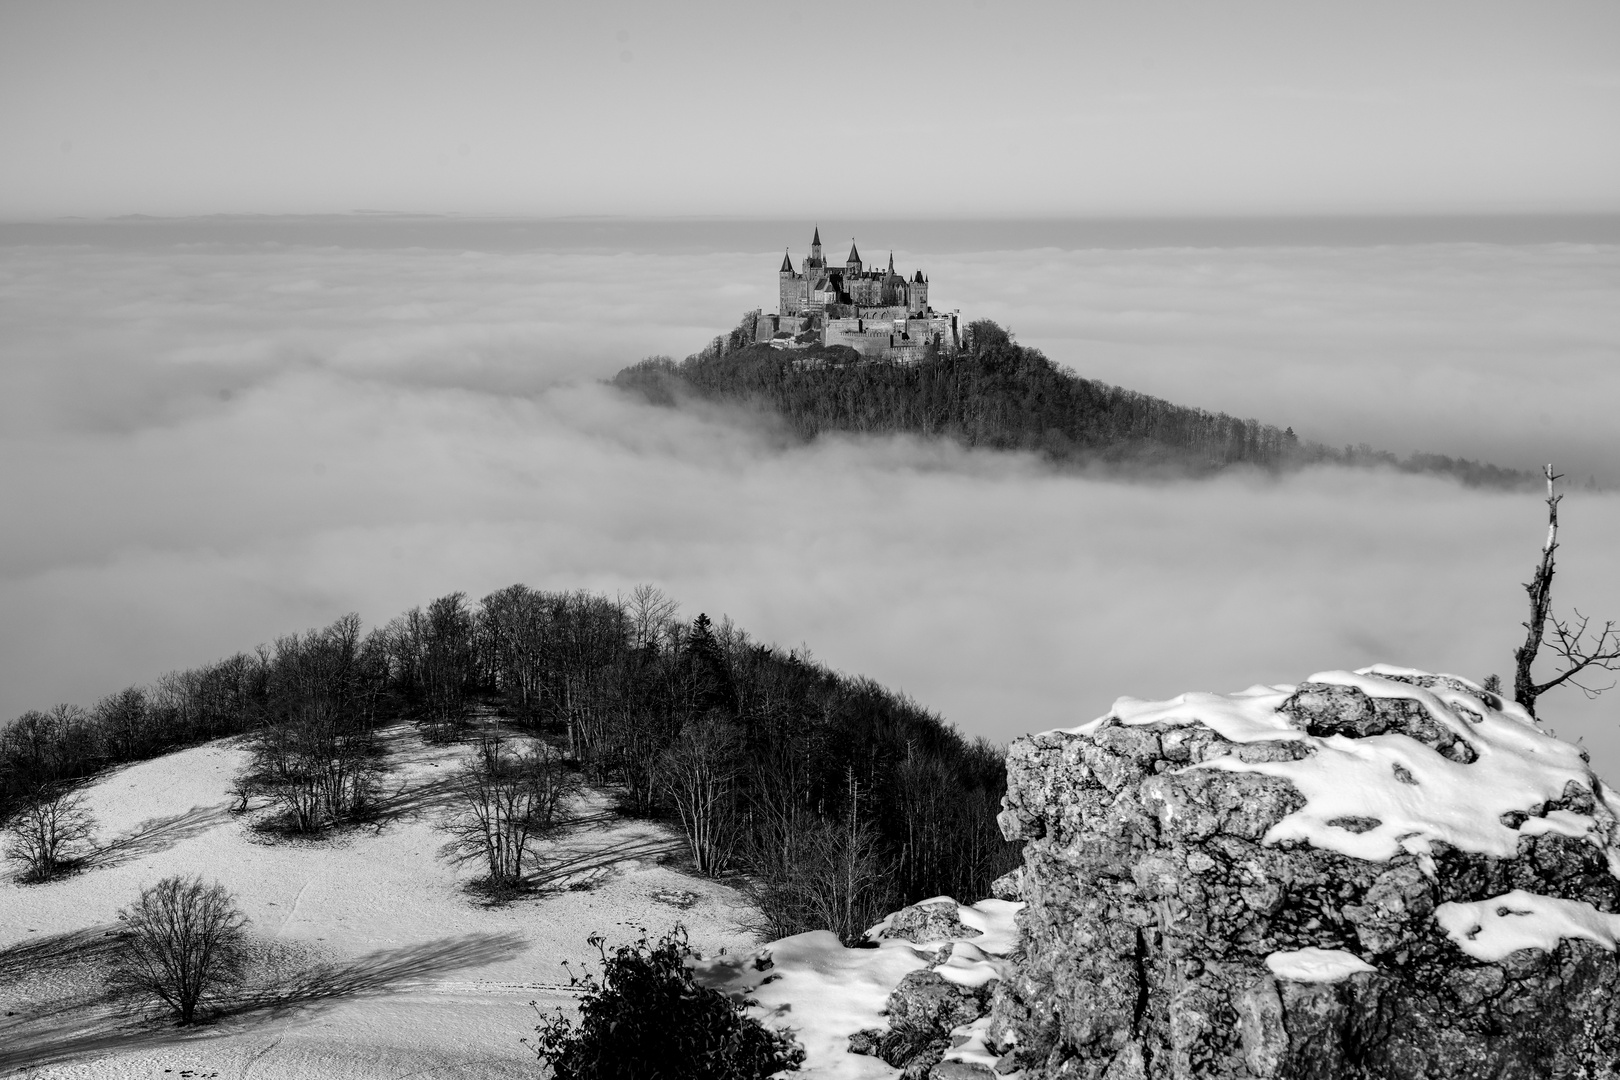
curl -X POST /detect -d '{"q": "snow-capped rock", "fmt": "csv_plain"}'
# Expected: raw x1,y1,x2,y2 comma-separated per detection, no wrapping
989,666,1620,1078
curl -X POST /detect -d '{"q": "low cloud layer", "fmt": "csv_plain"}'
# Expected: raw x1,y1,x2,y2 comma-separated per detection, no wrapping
3,231,1618,774
918,241,1620,483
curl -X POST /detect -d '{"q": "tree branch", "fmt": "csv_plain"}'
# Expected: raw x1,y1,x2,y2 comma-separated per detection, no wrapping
1533,611,1620,698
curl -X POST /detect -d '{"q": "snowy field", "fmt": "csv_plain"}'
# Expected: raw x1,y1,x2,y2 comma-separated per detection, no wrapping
0,728,760,1078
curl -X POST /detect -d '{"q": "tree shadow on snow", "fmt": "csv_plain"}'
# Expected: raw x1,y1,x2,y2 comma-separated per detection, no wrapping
0,924,122,987
526,831,682,895
0,931,529,1072
228,931,529,1014
366,769,467,827
83,804,233,869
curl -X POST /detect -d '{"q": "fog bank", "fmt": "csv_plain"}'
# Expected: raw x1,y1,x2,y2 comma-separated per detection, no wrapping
3,233,1617,774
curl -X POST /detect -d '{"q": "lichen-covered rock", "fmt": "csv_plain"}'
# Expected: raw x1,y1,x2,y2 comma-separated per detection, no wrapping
888,968,993,1034
990,665,1620,1079
879,898,987,944
849,956,1002,1075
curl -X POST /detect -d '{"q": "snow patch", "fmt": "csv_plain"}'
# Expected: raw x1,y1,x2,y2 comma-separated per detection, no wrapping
695,897,1023,1078
1264,947,1376,983
1434,889,1620,962
696,931,932,1079
932,941,1007,990
1071,685,1299,744
942,1014,1004,1072
946,897,1022,957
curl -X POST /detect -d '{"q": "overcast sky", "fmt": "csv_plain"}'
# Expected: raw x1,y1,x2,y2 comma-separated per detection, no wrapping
3,0,1618,218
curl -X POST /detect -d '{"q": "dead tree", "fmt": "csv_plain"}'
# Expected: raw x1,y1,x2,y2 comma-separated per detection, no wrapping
1512,464,1620,717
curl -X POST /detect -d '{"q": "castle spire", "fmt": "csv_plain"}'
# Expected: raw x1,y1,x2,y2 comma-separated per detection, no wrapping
847,239,861,265
812,225,822,247
780,249,794,273
887,251,896,274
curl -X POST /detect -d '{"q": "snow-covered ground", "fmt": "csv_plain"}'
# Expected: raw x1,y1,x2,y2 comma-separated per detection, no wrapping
0,726,761,1078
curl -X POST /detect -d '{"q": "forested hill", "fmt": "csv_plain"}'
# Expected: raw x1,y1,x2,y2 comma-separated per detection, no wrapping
1,587,1017,940
611,315,1532,488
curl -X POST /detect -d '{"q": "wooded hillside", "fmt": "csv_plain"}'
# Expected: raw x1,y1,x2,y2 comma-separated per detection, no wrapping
613,315,1532,487
0,587,1017,940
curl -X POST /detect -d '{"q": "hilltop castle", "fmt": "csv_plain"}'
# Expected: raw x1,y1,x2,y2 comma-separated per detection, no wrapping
752,228,964,362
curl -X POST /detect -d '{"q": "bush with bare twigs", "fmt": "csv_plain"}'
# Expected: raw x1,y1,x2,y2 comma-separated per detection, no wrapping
3,787,97,882
115,875,249,1024
439,734,578,897
658,716,741,876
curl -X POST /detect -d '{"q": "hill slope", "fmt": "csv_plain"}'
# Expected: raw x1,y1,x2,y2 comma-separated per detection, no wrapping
0,726,756,1078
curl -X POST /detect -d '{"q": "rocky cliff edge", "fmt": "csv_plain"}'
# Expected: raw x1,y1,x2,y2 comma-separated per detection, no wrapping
990,665,1620,1079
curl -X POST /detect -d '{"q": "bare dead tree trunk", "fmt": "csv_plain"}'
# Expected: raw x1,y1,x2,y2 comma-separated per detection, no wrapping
1513,465,1561,716
1512,464,1620,718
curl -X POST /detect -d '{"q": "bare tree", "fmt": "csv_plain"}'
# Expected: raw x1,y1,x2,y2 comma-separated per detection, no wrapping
439,743,577,894
658,717,740,876
796,798,890,946
92,687,152,763
1513,465,1620,717
116,875,249,1024
240,614,380,832
3,787,98,882
626,584,680,652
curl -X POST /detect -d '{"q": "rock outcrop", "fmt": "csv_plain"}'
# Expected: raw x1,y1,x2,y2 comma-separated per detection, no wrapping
989,666,1620,1079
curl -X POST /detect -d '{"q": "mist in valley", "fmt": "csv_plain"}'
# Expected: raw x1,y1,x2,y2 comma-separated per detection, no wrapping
3,224,1618,776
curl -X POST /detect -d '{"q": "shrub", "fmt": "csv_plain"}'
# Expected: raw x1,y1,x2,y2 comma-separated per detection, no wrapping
2,787,97,882
116,875,249,1024
530,926,802,1079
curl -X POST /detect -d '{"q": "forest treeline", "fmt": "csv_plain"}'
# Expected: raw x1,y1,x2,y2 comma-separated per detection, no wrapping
611,313,1534,488
0,587,1018,940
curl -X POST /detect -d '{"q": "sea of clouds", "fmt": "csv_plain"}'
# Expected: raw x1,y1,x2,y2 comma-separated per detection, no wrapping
2,224,1618,772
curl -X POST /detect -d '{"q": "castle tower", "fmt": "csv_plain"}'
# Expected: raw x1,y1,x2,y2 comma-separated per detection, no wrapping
778,249,801,317
846,240,863,275
911,270,928,315
806,226,824,270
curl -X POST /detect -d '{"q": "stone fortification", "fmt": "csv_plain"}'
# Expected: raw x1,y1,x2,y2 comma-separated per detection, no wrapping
988,666,1620,1079
755,226,964,361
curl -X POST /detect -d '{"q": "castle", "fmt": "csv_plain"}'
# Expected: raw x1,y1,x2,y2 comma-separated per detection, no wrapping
753,228,964,362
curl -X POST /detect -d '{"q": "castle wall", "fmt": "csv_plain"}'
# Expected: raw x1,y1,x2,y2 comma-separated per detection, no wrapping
823,311,958,362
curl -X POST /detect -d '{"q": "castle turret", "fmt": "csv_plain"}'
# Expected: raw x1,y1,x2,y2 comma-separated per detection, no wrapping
806,226,824,269
846,240,863,275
